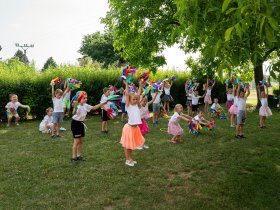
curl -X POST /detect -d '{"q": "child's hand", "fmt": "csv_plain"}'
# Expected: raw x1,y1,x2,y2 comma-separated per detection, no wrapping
50,82,55,86
123,80,127,85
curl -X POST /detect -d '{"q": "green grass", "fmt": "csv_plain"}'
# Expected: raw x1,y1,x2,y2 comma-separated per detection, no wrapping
0,109,280,209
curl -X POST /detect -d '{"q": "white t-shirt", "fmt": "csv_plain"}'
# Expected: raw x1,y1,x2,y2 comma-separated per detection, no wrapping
52,97,64,112
100,95,110,110
64,92,71,100
121,93,126,103
39,115,53,131
192,115,204,124
72,104,93,121
151,92,162,104
164,87,171,95
140,104,149,119
211,103,221,110
170,112,181,123
206,88,212,96
6,102,22,111
261,98,268,107
233,96,238,107
109,90,115,96
227,94,234,101
126,104,142,125
237,97,247,111
191,94,201,105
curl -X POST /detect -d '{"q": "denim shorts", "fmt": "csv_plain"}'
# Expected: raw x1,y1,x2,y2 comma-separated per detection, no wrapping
153,103,160,113
237,110,246,125
121,103,127,114
52,112,64,123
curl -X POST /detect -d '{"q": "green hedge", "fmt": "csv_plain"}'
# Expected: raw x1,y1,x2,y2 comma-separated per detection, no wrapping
0,59,227,120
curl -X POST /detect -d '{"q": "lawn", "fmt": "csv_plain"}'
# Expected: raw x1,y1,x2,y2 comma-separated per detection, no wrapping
0,108,280,209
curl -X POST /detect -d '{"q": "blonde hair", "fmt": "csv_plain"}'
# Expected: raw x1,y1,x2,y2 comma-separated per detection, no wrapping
103,87,109,93
46,107,53,114
129,92,139,102
9,93,17,100
174,104,183,112
55,89,63,96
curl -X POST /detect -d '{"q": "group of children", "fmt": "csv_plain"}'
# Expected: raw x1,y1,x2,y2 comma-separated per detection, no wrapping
4,76,273,167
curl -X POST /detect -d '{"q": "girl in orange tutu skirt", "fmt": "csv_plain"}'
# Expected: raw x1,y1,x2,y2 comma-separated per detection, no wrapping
120,80,145,167
168,104,192,143
257,84,272,128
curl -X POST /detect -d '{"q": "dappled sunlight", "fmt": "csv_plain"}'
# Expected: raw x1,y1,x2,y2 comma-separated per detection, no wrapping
0,129,9,134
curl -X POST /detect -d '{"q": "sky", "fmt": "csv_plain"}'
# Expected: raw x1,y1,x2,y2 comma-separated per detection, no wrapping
0,0,189,70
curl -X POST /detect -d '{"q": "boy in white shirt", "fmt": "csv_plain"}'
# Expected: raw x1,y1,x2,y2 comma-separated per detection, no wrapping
210,98,222,119
5,94,28,127
51,82,69,138
151,89,161,124
236,82,250,139
191,90,205,116
39,107,53,133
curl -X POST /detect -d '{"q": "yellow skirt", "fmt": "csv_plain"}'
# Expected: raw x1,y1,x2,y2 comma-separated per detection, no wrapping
120,124,145,150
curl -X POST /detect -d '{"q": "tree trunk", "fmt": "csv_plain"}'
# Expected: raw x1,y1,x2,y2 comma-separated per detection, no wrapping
254,64,263,109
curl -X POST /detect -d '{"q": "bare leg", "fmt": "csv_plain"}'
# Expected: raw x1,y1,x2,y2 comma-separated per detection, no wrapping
167,101,170,113
72,138,80,158
102,121,106,131
240,124,244,136
15,116,20,124
7,117,12,126
52,123,57,136
124,148,132,160
57,123,60,136
77,138,83,157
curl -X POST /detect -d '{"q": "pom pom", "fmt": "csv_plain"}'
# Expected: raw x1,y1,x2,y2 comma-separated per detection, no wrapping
120,65,136,83
71,91,87,108
171,75,177,81
50,77,63,85
67,78,82,89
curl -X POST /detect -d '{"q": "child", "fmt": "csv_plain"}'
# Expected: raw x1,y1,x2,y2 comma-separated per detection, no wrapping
137,94,157,149
162,80,173,116
51,82,69,138
191,90,205,116
100,87,111,133
5,94,28,127
204,79,215,113
168,104,192,143
257,84,272,128
120,80,145,167
229,84,238,127
39,107,53,133
235,82,250,139
71,91,106,162
63,81,72,116
186,89,193,116
192,111,211,128
151,88,163,125
120,87,127,123
226,84,234,110
210,98,222,119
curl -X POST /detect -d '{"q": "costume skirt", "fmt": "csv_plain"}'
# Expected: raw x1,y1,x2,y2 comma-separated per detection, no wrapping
226,100,233,109
120,124,145,150
229,105,238,115
204,95,212,104
138,119,149,135
259,106,272,117
168,121,183,136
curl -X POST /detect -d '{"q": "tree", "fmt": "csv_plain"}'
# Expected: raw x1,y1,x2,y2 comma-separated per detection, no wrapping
14,50,29,65
79,31,124,68
42,57,57,70
105,0,280,106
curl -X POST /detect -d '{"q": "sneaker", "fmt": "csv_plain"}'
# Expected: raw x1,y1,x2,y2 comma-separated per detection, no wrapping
6,124,10,127
171,139,177,144
235,135,241,139
125,160,135,167
137,146,144,150
77,156,85,161
15,123,19,126
71,157,78,162
56,135,62,138
155,121,159,125
239,135,246,138
105,130,109,134
131,159,137,164
51,135,56,139
143,144,149,149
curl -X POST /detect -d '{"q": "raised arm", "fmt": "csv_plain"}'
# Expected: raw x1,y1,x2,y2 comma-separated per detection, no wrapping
63,86,69,97
51,83,55,98
265,85,269,98
237,82,241,97
138,81,143,96
124,80,130,107
226,83,229,92
245,85,250,98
